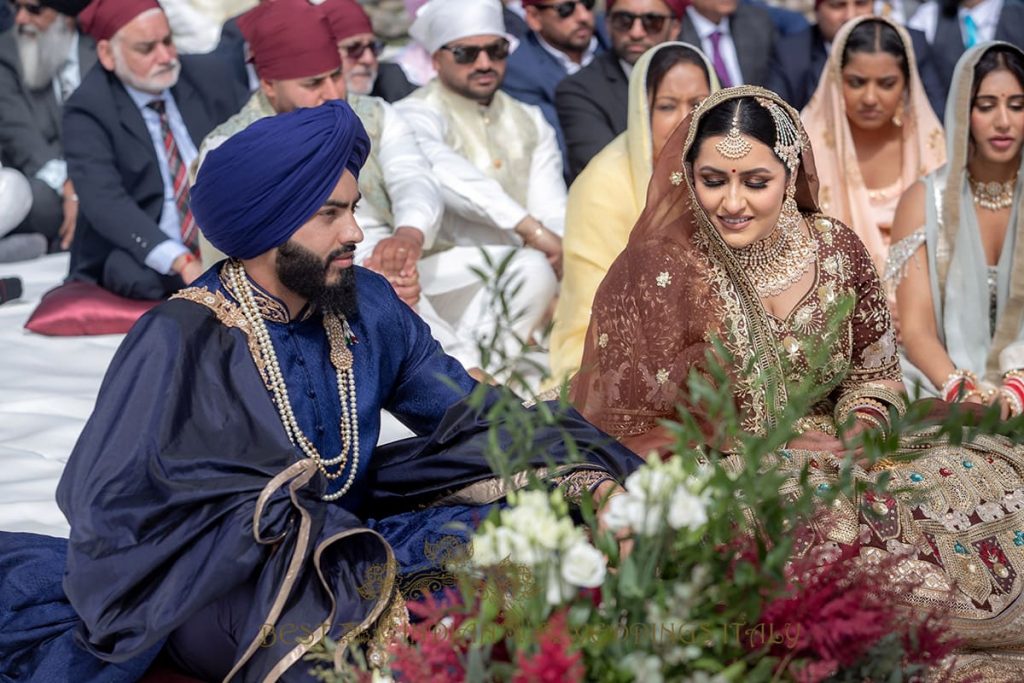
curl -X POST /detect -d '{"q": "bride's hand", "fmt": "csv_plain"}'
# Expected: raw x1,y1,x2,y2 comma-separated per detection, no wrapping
786,429,844,454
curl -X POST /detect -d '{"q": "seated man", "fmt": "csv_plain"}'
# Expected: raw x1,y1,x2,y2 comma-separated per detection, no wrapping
555,0,683,181
0,0,93,253
63,0,246,300
196,0,477,367
0,161,34,261
502,0,608,168
52,101,639,682
398,0,567,373
323,0,416,102
679,0,777,88
768,0,945,115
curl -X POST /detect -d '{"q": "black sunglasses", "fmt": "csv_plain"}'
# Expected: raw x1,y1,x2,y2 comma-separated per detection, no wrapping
536,0,596,20
608,10,673,34
9,0,44,15
440,39,511,65
342,39,385,60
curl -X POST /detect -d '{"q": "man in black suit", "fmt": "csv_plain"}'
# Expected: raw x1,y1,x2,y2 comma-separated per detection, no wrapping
503,0,608,168
555,0,683,182
0,0,93,253
768,0,947,116
64,0,247,299
908,0,1024,89
679,0,776,89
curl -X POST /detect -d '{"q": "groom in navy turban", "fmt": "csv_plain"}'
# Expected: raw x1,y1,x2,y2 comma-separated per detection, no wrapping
46,101,641,681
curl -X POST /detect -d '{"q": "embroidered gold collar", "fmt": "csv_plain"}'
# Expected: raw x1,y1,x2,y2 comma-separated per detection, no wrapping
218,261,315,324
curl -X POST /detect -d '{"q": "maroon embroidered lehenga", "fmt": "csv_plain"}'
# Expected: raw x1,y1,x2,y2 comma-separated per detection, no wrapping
572,87,1024,678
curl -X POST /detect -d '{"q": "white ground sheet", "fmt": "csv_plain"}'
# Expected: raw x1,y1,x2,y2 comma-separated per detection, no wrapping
0,254,412,539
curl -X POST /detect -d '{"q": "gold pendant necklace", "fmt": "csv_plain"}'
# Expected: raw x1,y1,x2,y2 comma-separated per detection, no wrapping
732,200,817,298
225,259,360,501
968,173,1016,211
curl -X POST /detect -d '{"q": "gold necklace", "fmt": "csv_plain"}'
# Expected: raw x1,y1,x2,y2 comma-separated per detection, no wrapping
968,173,1016,211
731,199,818,298
225,259,360,501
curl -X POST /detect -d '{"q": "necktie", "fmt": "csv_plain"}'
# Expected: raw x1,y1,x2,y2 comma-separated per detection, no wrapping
147,99,197,255
963,14,978,49
709,31,733,88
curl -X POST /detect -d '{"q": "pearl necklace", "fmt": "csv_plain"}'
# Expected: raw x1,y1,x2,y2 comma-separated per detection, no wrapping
226,260,360,501
968,173,1016,211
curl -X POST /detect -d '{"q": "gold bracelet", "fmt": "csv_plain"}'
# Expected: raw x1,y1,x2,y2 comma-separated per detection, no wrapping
835,395,890,427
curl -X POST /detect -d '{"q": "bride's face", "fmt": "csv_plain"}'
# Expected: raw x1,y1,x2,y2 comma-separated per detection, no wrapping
690,134,789,249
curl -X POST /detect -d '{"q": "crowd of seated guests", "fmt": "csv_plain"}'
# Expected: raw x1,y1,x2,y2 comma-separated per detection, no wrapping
0,0,1022,396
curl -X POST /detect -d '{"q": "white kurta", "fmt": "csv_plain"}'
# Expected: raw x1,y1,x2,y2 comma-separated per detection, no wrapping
396,83,566,371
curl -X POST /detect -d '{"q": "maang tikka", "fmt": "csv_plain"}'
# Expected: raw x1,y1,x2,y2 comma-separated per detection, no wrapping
715,103,752,159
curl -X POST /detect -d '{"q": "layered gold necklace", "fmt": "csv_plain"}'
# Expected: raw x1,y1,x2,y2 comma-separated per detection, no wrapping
968,173,1016,211
732,205,818,298
226,259,360,501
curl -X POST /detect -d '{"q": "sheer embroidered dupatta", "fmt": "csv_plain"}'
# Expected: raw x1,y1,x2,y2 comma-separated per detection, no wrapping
802,15,946,272
571,87,822,455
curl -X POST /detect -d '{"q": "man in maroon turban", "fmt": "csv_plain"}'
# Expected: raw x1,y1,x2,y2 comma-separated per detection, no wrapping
320,0,415,102
61,0,247,299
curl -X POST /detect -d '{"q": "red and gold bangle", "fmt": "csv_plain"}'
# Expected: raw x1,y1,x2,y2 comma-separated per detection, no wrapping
1001,370,1024,416
942,369,978,403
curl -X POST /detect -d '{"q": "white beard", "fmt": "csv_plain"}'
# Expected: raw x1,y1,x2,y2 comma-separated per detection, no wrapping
15,19,76,92
112,42,181,95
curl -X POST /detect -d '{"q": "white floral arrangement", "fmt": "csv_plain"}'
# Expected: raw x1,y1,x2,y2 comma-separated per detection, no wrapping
603,456,710,537
471,488,607,605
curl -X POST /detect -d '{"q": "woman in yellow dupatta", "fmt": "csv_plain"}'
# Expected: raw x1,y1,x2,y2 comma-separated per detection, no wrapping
803,15,945,273
549,42,718,385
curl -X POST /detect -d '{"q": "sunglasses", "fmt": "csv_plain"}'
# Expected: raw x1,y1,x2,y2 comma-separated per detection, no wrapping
9,0,44,15
440,39,511,65
536,0,596,20
342,39,385,60
608,10,673,34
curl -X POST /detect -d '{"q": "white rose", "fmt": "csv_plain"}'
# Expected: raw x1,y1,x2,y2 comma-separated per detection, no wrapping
560,540,607,588
667,488,708,531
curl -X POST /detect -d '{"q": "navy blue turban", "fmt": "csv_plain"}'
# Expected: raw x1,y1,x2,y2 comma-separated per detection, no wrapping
190,101,371,260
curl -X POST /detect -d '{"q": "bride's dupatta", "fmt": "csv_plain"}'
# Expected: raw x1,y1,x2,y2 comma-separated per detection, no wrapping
571,87,822,455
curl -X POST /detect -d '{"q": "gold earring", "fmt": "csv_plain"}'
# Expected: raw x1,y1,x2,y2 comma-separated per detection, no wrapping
892,104,904,128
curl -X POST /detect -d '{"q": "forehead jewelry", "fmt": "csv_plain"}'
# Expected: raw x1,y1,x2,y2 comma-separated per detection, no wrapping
755,96,804,174
715,103,752,159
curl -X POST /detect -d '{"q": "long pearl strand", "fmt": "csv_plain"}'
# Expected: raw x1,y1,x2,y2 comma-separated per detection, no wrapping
227,261,360,501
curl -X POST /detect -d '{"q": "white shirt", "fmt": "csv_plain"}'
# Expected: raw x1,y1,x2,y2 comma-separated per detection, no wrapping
124,84,198,274
908,0,1004,44
354,101,445,261
395,95,566,247
536,34,599,76
686,6,744,86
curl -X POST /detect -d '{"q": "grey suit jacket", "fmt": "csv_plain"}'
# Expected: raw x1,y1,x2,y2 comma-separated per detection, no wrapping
0,28,96,177
680,4,777,87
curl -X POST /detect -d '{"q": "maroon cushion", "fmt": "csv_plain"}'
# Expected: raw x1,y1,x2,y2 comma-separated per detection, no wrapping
24,280,159,336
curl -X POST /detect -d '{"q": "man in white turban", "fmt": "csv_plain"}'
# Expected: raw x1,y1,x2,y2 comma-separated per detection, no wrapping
397,0,566,376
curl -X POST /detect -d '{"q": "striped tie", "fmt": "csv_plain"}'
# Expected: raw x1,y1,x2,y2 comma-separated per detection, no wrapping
147,99,197,255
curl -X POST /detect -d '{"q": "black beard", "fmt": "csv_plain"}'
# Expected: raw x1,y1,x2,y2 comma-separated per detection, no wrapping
276,240,358,319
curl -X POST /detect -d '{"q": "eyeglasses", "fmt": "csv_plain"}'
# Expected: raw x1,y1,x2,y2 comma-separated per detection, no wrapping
608,10,673,34
536,0,595,20
9,0,44,15
440,39,511,65
341,39,385,60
